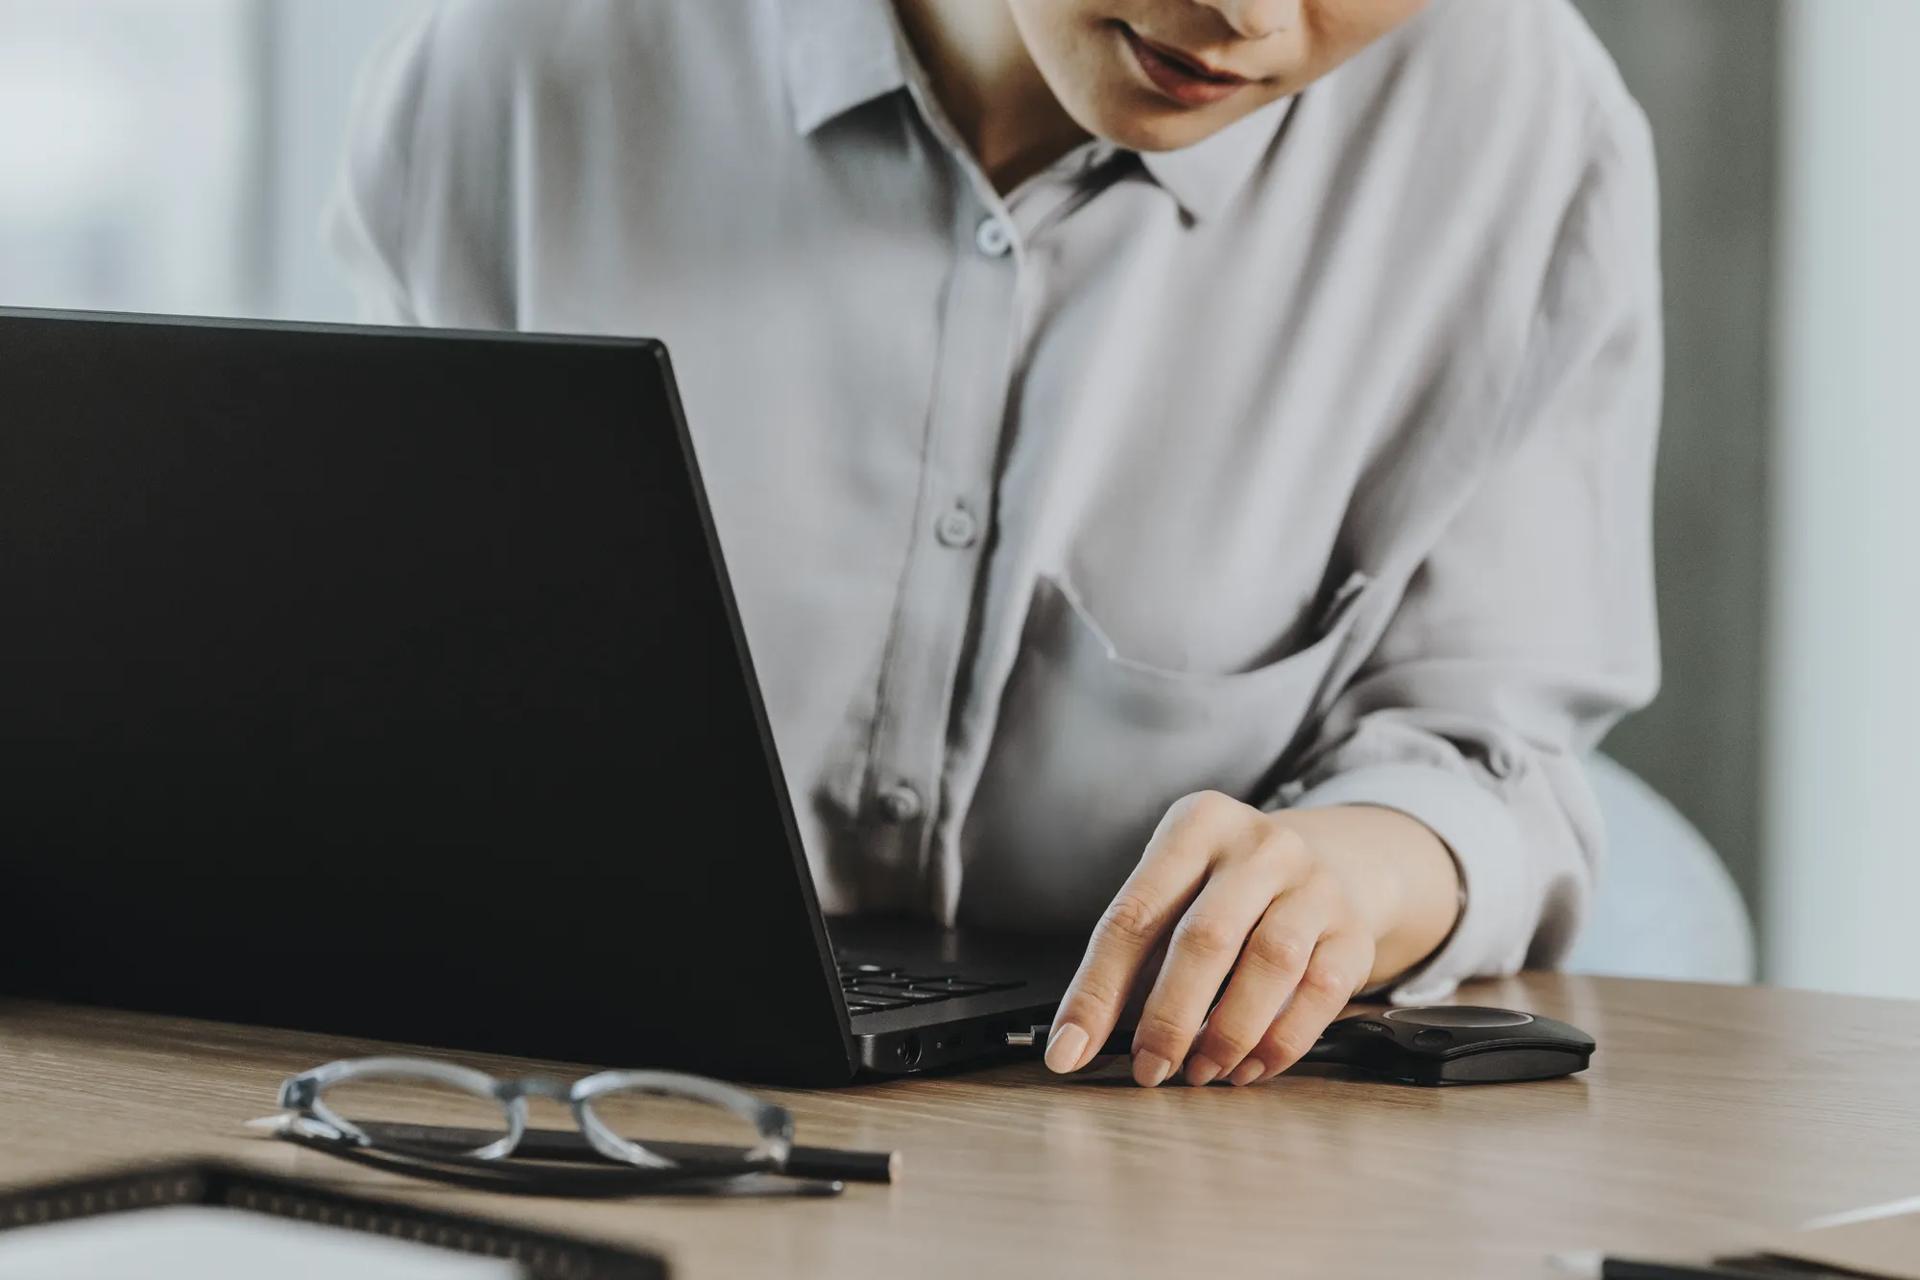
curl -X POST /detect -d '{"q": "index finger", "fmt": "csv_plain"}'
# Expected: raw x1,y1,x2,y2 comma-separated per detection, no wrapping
1043,794,1231,1073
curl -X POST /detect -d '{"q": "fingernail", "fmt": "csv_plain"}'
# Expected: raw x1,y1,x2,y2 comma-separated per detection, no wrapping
1186,1056,1222,1087
1228,1058,1266,1087
1045,1023,1089,1074
1134,1051,1173,1088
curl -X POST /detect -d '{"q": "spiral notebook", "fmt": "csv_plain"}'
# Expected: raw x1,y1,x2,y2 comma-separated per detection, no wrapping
0,1162,666,1280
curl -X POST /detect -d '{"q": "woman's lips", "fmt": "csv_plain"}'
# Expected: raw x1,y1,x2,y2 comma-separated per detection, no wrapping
1120,26,1251,108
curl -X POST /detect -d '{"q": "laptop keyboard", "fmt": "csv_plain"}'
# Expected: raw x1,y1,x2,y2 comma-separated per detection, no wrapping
835,960,1025,1016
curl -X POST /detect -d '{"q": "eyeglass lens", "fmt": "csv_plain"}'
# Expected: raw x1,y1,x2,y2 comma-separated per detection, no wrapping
315,1069,515,1154
575,1083,774,1162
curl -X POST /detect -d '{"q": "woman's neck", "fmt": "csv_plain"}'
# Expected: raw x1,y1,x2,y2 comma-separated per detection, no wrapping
892,0,1089,193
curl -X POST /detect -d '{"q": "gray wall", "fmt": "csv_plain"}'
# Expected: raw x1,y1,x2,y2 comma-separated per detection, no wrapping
255,0,419,322
1574,0,1780,914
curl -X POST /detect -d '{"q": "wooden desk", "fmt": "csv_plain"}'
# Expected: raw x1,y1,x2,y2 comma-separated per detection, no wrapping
4,975,1918,1278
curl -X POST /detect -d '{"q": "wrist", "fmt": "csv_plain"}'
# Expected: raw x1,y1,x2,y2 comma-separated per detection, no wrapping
1267,804,1462,985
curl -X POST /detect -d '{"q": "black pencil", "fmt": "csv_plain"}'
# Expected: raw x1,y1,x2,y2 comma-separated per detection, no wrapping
359,1121,899,1184
1597,1258,1798,1280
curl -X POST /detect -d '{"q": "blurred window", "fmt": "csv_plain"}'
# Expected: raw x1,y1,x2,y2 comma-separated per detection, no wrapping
0,0,255,315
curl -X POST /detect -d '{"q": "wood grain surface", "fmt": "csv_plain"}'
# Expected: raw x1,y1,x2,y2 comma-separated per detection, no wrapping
4,975,1918,1278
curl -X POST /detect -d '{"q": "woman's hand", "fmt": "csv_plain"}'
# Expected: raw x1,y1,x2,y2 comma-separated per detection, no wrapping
1043,791,1462,1087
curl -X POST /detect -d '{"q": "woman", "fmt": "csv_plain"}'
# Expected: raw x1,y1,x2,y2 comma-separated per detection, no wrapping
332,0,1659,1088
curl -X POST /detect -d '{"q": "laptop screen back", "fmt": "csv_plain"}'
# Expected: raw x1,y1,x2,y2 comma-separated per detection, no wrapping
0,311,849,1081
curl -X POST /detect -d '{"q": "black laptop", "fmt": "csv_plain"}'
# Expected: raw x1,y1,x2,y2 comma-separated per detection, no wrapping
0,308,1078,1085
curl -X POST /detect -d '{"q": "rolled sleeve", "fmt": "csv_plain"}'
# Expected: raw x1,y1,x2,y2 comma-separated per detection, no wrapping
1274,100,1664,1002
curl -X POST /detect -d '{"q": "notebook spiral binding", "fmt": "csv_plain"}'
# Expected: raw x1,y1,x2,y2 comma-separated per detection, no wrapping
0,1161,667,1280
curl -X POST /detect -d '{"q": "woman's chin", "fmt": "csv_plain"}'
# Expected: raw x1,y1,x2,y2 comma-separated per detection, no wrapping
1064,85,1278,154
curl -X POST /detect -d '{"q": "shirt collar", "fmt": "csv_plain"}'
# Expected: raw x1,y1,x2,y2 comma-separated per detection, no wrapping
786,0,1293,224
1136,96,1296,224
785,0,911,137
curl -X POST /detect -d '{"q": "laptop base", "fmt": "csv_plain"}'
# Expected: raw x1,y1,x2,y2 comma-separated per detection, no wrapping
827,916,1081,1077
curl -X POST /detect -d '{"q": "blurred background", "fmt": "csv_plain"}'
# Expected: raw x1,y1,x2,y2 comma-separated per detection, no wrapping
1,1,1913,998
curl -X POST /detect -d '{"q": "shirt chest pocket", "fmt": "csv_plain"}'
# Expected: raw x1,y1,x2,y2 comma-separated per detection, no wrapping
956,572,1377,933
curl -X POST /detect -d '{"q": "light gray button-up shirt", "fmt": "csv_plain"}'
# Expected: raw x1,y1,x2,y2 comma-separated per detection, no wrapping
331,0,1661,999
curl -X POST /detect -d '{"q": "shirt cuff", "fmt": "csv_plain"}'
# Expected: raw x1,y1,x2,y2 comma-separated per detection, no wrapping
1277,762,1528,1005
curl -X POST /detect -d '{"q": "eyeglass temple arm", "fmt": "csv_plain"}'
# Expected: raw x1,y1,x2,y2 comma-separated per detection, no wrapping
349,1119,897,1184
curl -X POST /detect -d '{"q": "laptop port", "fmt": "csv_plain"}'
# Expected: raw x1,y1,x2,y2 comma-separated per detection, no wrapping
897,1034,923,1068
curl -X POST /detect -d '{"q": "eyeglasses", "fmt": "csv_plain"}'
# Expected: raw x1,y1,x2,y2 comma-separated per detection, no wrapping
249,1056,889,1198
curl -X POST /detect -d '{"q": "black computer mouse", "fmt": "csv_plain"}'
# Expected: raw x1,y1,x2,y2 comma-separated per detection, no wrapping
1303,1005,1595,1085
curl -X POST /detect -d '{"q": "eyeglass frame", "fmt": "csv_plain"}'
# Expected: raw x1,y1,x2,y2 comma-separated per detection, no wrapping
274,1056,796,1174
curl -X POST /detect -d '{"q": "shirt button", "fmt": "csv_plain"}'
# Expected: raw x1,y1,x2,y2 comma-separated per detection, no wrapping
975,216,1013,258
878,783,924,825
935,504,980,550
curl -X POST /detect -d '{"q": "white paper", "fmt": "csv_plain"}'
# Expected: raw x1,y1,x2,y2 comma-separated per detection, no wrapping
0,1205,522,1280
